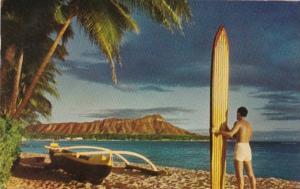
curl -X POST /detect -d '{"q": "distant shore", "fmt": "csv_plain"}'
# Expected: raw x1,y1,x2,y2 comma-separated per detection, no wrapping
24,139,210,142
23,134,210,141
7,153,300,189
22,138,300,143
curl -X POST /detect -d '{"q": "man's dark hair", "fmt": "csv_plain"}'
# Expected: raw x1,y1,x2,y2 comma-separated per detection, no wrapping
237,106,248,117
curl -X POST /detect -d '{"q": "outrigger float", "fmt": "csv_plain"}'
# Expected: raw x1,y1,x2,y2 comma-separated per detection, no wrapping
45,143,161,184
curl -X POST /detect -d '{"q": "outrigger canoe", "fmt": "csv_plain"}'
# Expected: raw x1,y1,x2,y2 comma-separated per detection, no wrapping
46,143,112,184
45,143,161,184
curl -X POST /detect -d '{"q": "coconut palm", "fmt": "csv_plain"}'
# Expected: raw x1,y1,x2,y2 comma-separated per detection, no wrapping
19,62,62,124
12,0,191,119
1,0,72,122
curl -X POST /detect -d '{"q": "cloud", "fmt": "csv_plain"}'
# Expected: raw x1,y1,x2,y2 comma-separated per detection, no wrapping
251,93,299,104
80,107,196,120
65,49,108,65
61,1,300,121
114,85,174,92
59,60,176,92
113,84,136,92
138,85,174,92
253,92,300,120
59,59,113,84
63,2,300,90
166,118,191,125
80,50,100,58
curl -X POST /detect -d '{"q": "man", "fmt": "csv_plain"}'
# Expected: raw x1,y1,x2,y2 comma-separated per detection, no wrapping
217,107,256,189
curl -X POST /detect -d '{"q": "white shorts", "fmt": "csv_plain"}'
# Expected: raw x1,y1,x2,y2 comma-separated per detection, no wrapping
234,143,252,162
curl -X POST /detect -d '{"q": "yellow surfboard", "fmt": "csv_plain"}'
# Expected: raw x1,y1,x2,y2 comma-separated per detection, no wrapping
210,26,230,189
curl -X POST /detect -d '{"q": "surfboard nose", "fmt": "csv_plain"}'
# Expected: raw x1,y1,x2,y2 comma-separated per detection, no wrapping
213,26,229,55
216,26,227,37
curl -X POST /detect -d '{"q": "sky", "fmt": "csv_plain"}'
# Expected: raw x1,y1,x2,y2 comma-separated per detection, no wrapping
46,1,300,137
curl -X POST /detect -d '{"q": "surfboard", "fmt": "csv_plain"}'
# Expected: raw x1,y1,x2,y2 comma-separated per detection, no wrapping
210,26,230,189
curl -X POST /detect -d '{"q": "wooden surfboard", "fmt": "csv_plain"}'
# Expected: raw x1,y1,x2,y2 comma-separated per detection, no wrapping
210,26,230,189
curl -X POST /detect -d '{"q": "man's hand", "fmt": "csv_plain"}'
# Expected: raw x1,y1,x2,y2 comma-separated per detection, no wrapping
212,128,222,136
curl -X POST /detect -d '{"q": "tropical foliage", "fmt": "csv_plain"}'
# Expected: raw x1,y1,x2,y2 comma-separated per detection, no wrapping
0,118,23,188
1,0,72,123
11,0,191,119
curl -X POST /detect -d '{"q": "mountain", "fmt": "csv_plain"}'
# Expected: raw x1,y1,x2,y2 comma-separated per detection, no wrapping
25,115,196,137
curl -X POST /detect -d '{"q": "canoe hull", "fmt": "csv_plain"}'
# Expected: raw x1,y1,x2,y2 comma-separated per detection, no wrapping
49,150,112,184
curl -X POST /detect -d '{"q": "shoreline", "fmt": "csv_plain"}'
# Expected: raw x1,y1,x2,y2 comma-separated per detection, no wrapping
7,153,300,189
22,138,300,143
22,138,210,142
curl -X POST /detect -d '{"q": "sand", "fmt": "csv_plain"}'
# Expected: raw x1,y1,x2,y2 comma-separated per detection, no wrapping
6,153,300,189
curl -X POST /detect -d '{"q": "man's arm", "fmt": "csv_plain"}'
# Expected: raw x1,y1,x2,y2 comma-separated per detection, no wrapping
220,122,240,138
222,123,230,132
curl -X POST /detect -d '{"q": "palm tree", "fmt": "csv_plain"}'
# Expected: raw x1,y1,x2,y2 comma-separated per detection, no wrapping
13,0,191,119
1,0,72,121
19,61,62,124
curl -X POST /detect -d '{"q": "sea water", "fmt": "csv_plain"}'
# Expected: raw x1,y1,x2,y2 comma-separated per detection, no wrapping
21,140,300,181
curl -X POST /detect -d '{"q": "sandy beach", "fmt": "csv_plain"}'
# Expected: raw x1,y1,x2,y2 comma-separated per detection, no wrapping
6,153,300,189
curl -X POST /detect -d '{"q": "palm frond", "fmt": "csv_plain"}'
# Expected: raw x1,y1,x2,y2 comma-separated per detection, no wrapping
121,0,191,31
76,0,141,84
110,0,140,34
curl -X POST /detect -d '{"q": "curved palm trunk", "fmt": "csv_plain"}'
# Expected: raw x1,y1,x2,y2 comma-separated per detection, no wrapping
13,17,72,119
8,49,24,116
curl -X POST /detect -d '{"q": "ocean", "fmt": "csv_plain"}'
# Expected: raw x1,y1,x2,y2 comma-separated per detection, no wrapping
21,140,300,181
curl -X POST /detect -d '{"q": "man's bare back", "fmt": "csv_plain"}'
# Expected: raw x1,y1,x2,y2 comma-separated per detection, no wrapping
234,120,253,143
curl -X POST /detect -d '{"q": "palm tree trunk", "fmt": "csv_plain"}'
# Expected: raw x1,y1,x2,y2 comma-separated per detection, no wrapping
13,17,72,119
0,61,8,114
8,49,24,116
1,45,17,89
0,45,17,115
0,61,10,115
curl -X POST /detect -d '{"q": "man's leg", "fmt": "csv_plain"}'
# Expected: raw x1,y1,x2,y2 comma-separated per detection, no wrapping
244,161,256,189
234,160,244,189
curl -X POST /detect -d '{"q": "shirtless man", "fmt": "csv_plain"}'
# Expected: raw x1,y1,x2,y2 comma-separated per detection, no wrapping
217,107,256,189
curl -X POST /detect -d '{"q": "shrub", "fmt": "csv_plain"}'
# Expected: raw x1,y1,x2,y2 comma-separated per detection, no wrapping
0,117,23,188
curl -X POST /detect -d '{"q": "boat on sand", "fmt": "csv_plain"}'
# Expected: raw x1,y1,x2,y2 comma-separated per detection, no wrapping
45,143,161,184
